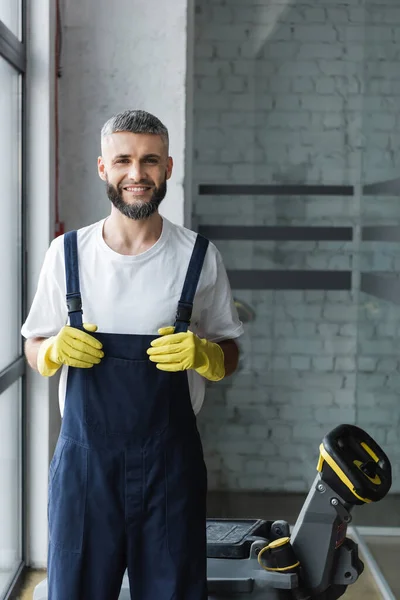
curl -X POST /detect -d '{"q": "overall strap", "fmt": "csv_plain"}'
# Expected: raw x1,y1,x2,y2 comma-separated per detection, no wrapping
64,231,83,328
174,234,209,334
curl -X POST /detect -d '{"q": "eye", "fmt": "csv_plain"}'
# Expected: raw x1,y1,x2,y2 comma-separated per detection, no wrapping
145,158,159,164
117,159,129,164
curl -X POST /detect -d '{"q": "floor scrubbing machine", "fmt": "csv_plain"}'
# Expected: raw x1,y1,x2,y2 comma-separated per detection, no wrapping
33,424,392,600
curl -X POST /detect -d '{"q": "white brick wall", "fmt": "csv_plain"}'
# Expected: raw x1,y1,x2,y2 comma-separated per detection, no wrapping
193,1,400,493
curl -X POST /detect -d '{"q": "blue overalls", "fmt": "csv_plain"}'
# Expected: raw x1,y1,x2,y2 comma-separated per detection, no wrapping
47,230,210,600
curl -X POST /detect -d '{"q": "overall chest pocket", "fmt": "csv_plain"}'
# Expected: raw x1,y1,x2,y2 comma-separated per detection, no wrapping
84,356,172,437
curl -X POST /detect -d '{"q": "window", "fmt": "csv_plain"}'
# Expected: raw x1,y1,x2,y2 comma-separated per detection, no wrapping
0,3,26,597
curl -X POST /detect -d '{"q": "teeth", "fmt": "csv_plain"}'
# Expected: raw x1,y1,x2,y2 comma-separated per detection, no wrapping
126,187,148,191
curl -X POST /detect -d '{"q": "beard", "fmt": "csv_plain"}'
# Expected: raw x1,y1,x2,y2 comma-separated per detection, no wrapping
106,176,167,220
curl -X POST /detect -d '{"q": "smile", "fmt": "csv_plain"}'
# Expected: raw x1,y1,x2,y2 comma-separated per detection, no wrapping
124,186,151,192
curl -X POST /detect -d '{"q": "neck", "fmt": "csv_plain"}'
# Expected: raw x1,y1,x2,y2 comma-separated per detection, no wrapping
102,209,163,256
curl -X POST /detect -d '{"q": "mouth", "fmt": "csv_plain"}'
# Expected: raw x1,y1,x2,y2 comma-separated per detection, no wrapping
123,185,152,195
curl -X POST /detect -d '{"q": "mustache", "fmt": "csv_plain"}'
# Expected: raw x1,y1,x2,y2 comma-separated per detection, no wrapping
118,180,154,188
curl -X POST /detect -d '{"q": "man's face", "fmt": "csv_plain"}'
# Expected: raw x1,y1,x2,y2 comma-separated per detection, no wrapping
98,132,173,220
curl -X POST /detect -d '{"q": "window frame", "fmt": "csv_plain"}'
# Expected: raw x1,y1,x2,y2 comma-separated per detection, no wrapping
0,0,27,595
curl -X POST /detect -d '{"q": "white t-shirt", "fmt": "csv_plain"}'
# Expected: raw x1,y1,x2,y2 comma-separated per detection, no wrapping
21,217,244,416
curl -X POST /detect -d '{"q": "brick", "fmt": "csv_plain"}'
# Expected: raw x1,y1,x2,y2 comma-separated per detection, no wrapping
212,6,234,24
377,359,398,373
368,113,397,131
195,59,233,77
382,8,400,23
275,291,304,305
325,7,349,23
270,111,310,129
315,407,356,424
297,323,317,336
316,77,336,94
272,356,290,370
319,60,359,76
278,443,308,459
293,77,315,93
357,357,377,372
280,61,321,77
286,305,322,320
312,357,334,372
248,425,266,439
222,455,244,472
232,7,254,24
335,357,356,372
217,441,274,456
298,43,343,60
385,374,400,392
323,112,343,128
339,26,366,43
319,323,340,337
284,480,308,492
360,340,396,355
206,472,222,490
334,391,355,406
357,409,394,426
274,321,295,336
200,76,223,93
294,25,338,43
299,374,344,390
323,305,357,322
289,391,333,407
349,8,365,23
376,322,397,338
267,42,299,59
195,42,215,59
357,374,387,390
197,148,219,163
245,459,267,475
276,338,323,355
267,424,293,441
300,95,344,112
303,8,326,22
224,75,247,93
236,475,278,491
231,94,273,110
195,165,231,180
339,324,357,337
195,111,221,127
293,424,329,441
324,337,357,355
202,24,250,42
344,373,356,390
194,93,231,110
279,406,314,422
204,453,222,471
214,41,240,59
272,95,301,111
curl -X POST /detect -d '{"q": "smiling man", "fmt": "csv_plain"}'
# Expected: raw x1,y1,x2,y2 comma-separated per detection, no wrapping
22,110,243,600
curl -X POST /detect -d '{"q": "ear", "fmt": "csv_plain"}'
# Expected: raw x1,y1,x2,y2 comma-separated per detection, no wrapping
98,156,107,181
166,156,173,180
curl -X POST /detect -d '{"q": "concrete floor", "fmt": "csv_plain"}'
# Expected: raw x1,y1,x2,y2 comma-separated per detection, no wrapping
13,565,383,599
364,536,400,599
6,492,397,599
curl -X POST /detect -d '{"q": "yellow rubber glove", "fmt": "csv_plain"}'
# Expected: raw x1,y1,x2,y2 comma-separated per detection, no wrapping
147,327,225,382
37,324,104,377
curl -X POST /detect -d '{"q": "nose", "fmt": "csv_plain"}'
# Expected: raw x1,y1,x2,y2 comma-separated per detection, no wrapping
127,161,145,182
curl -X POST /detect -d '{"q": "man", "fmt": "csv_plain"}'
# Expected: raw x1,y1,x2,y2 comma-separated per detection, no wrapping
22,109,243,600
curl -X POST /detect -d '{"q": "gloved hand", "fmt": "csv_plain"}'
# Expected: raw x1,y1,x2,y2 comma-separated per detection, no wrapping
37,324,104,377
147,327,225,382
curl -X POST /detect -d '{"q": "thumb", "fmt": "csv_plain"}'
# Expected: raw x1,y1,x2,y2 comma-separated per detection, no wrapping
83,323,98,333
158,326,175,336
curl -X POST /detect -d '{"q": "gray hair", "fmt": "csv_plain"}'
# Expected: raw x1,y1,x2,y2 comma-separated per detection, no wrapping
101,110,169,150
